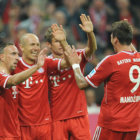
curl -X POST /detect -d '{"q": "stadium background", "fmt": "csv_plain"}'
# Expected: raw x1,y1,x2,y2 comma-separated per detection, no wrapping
0,0,140,139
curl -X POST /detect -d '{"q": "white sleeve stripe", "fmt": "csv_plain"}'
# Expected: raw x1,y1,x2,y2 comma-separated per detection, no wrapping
3,76,11,88
85,76,98,88
96,55,111,70
58,59,61,71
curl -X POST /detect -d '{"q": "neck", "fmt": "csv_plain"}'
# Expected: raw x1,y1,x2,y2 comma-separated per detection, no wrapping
0,62,11,74
22,55,36,65
116,44,131,53
52,53,64,59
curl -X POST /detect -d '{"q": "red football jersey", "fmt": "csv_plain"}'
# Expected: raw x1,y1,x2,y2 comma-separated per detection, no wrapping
49,49,89,121
0,72,20,137
14,57,60,126
85,51,140,131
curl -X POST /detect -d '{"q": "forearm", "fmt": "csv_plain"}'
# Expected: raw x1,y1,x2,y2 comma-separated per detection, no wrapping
86,32,97,56
60,40,69,51
7,65,39,87
72,65,89,89
60,40,71,69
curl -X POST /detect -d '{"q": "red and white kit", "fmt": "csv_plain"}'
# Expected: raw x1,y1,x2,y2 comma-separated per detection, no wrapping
0,72,20,138
14,57,60,139
49,49,91,140
85,51,140,139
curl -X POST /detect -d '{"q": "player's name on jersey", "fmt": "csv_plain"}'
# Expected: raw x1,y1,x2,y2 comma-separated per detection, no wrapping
120,96,140,103
117,58,140,65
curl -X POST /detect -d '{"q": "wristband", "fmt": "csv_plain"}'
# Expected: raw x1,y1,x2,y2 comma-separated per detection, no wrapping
72,64,80,70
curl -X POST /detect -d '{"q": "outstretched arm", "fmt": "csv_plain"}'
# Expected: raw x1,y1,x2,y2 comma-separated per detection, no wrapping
51,24,69,51
51,24,71,69
64,46,89,89
6,48,47,88
79,14,97,57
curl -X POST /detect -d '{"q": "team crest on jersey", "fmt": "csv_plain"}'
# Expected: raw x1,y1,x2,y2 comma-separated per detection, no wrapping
88,69,96,78
12,86,18,99
38,67,44,73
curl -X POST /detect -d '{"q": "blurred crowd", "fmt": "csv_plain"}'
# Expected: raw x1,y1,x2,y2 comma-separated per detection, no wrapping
0,0,140,108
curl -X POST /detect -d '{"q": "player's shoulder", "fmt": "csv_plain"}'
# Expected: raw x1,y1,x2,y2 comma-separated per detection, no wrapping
134,51,140,56
101,55,113,63
96,55,113,69
18,57,25,66
17,57,29,68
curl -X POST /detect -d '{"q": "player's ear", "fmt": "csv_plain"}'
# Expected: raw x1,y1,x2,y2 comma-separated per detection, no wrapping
46,42,51,49
114,37,118,45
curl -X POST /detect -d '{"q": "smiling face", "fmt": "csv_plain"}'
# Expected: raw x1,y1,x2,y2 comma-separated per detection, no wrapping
20,34,40,64
4,45,19,71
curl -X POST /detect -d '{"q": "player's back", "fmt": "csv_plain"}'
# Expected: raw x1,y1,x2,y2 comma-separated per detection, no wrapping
98,51,140,131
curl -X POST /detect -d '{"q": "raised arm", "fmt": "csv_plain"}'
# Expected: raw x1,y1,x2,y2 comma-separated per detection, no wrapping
51,24,71,69
64,46,89,89
79,14,97,57
6,48,47,88
51,24,69,51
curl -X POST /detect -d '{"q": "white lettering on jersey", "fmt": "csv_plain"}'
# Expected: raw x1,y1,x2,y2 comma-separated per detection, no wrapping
22,77,43,88
22,77,33,88
50,74,72,87
120,96,140,103
117,59,131,65
133,58,140,62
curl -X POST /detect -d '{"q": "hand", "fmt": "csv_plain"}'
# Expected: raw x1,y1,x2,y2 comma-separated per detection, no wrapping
37,48,47,68
51,24,66,41
79,14,93,33
64,45,81,65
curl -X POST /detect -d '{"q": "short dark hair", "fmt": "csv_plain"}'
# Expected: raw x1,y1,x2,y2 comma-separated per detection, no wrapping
0,42,15,54
44,27,53,43
112,20,133,45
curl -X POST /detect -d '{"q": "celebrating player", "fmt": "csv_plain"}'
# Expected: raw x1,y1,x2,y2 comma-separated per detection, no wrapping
14,33,68,140
0,42,47,139
45,14,97,139
65,20,140,140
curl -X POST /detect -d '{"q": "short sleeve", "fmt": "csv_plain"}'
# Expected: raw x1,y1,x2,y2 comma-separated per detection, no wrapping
46,57,61,74
85,56,113,88
0,72,11,88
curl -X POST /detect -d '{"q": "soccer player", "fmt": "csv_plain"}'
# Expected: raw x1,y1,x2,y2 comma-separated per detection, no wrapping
45,14,97,139
64,20,140,140
14,33,68,140
0,42,47,139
